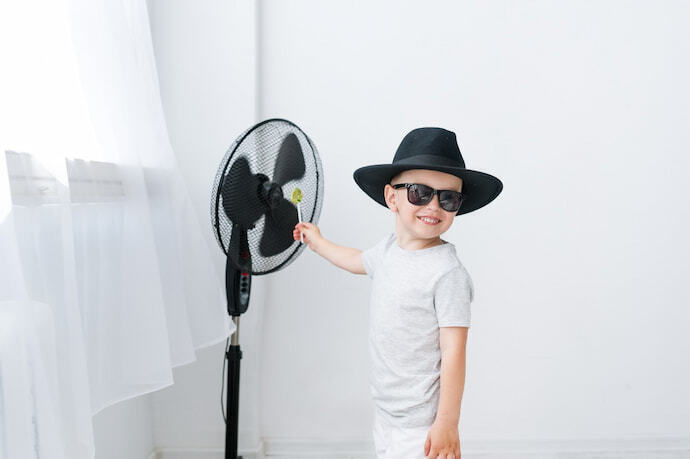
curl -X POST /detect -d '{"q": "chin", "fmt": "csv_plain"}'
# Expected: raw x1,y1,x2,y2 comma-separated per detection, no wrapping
412,225,444,239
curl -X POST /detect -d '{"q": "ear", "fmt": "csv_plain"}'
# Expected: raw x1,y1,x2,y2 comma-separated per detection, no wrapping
383,184,399,213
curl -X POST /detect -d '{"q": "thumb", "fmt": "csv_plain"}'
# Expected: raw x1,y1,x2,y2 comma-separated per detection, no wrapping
424,434,431,456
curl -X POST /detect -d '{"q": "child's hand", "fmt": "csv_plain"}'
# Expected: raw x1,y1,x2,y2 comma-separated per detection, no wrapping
424,420,460,458
293,222,323,252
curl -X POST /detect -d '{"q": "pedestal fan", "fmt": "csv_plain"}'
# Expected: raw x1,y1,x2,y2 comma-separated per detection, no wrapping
210,118,323,459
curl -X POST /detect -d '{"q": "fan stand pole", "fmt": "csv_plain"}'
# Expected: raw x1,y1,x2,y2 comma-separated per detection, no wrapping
226,315,242,459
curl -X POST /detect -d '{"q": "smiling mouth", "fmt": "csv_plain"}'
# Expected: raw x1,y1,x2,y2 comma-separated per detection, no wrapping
417,216,440,225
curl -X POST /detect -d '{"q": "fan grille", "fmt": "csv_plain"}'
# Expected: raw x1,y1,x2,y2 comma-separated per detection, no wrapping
211,119,323,274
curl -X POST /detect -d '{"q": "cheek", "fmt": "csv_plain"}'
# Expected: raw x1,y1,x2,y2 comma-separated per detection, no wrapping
403,206,419,220
394,201,412,216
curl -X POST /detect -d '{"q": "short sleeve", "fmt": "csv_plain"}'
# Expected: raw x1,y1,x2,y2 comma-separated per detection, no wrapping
361,234,392,279
434,266,474,327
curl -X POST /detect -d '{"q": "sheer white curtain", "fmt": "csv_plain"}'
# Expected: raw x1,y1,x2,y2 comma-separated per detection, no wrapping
0,0,232,457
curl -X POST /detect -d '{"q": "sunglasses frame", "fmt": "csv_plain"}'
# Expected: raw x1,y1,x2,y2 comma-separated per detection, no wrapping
391,183,464,213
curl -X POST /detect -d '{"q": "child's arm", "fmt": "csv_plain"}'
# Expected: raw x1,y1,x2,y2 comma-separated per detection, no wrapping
424,326,469,458
293,222,366,275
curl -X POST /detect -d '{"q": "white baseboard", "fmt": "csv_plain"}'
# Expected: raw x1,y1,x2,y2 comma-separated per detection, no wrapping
152,442,265,459
152,450,259,459
151,435,690,459
262,438,372,458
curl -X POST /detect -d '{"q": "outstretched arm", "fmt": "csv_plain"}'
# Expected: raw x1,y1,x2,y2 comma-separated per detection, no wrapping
293,222,366,275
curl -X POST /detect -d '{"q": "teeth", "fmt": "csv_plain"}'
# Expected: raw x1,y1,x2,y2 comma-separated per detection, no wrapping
419,217,439,224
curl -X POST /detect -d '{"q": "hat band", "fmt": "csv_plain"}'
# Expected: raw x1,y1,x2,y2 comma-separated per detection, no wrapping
394,154,464,169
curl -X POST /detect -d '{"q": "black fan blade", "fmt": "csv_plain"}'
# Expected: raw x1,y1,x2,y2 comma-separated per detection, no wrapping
222,157,265,227
272,133,306,186
259,198,298,257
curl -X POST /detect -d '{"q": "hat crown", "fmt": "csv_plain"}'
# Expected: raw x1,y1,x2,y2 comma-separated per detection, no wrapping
393,127,465,168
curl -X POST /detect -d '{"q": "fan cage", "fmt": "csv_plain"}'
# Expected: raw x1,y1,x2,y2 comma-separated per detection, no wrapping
211,118,324,275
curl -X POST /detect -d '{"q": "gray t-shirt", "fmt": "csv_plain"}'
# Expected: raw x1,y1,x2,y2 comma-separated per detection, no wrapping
361,232,474,428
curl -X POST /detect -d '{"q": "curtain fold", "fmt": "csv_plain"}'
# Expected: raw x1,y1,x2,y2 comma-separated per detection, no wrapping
0,0,233,457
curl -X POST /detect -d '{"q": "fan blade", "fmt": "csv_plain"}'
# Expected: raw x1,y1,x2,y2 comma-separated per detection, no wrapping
259,198,298,257
272,133,306,186
221,157,265,227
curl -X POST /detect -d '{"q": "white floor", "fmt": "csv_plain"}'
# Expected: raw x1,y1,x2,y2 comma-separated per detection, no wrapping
153,449,690,459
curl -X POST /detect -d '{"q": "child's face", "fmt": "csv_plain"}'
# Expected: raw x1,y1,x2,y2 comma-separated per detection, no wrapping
383,169,463,242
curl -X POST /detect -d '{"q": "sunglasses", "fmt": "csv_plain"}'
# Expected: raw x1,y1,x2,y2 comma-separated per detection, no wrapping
391,183,465,213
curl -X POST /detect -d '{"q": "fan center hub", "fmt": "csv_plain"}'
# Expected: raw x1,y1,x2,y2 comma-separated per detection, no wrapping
260,178,284,209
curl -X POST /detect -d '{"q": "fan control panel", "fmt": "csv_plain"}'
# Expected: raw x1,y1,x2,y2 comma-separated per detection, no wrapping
225,255,251,316
230,269,251,315
239,271,250,297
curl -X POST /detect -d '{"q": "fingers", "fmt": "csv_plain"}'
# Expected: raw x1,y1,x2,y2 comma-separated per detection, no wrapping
427,453,455,459
296,222,314,230
292,228,305,242
293,222,317,243
293,223,315,235
425,448,459,459
426,440,437,459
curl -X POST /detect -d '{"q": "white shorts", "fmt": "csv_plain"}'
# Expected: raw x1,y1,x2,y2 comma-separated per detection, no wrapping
372,409,432,459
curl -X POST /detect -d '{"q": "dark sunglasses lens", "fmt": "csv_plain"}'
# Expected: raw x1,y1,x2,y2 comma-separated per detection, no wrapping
408,184,433,205
439,191,463,212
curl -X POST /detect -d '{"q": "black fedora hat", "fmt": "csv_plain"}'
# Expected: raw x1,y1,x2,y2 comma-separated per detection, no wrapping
353,127,503,216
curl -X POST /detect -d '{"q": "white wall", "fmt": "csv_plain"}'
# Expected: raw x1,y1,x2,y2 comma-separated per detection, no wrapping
138,0,690,456
257,0,690,448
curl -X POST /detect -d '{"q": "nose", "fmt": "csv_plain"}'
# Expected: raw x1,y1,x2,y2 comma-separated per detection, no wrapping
424,193,441,210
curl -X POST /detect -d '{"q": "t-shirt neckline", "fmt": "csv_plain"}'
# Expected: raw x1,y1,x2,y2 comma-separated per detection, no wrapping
391,234,449,255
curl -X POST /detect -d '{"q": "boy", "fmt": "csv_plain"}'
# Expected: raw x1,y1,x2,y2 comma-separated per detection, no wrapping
293,127,503,459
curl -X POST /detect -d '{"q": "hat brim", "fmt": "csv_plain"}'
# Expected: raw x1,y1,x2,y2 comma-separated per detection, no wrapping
353,163,503,216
